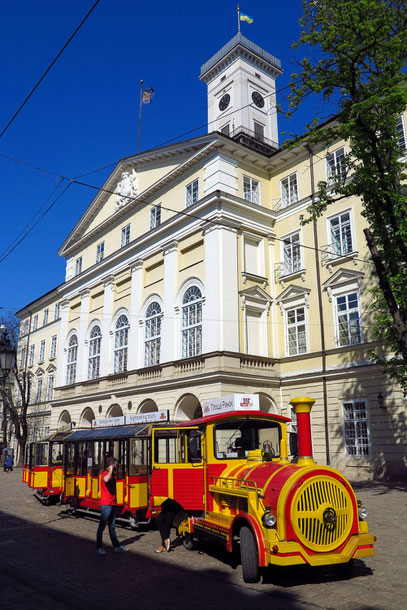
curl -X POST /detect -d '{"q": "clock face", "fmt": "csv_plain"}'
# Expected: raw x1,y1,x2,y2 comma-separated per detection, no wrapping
252,91,265,108
218,93,231,111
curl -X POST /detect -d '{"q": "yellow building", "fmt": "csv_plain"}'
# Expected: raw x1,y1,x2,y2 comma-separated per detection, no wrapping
16,34,407,480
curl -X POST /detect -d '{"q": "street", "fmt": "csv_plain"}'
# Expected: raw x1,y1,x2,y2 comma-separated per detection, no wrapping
0,470,406,609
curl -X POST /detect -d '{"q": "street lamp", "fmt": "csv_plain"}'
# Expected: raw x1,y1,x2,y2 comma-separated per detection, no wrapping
0,324,16,380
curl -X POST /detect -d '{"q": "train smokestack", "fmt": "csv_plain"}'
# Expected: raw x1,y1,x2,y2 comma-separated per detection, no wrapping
290,397,315,466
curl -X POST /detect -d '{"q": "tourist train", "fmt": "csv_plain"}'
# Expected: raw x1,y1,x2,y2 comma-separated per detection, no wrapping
23,394,375,583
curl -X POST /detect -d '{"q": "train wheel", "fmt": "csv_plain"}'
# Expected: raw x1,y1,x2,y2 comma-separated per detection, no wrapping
240,526,260,583
182,533,195,550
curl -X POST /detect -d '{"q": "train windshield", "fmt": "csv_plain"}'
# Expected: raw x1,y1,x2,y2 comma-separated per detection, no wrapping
214,419,281,459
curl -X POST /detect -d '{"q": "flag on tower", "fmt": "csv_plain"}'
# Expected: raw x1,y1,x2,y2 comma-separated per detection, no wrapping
142,87,154,104
240,12,253,24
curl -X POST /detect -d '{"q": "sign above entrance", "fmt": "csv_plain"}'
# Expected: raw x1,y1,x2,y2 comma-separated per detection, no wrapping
202,394,259,417
92,410,170,428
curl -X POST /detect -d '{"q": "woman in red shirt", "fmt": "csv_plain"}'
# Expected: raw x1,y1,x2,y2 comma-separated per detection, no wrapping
96,457,129,555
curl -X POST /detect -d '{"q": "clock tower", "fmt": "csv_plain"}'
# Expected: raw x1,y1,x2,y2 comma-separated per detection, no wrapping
200,33,282,154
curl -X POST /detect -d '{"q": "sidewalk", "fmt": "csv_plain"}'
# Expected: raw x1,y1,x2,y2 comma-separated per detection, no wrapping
1,470,406,610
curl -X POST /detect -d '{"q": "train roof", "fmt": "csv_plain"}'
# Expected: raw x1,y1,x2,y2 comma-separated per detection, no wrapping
175,410,291,427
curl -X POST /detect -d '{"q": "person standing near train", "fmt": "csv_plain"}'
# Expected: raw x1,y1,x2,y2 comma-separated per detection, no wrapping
96,457,129,555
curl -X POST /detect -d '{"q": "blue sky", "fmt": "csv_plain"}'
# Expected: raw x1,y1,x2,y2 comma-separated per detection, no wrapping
0,0,319,316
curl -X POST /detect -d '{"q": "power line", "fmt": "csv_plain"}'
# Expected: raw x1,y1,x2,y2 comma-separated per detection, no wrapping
0,0,102,141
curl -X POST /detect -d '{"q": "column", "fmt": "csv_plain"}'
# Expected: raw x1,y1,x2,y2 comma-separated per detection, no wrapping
56,299,69,388
127,260,143,371
100,276,115,377
203,221,239,353
161,241,178,363
76,289,90,382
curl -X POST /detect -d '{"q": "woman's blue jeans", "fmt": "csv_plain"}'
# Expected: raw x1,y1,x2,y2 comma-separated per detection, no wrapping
96,505,120,549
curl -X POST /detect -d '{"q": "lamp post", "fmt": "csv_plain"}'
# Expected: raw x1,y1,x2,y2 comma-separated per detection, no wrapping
0,324,16,458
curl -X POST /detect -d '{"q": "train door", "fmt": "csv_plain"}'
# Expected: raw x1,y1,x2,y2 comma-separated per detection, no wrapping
151,427,204,510
106,439,127,505
31,442,49,489
49,441,64,491
126,436,149,512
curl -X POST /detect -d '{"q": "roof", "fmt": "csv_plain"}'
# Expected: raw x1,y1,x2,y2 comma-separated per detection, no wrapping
200,33,282,79
175,410,291,427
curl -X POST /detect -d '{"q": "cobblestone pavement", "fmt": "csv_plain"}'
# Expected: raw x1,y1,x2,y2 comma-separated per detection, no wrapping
0,470,406,610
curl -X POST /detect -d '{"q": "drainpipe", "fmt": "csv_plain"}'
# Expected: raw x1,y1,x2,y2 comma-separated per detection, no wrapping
307,145,330,466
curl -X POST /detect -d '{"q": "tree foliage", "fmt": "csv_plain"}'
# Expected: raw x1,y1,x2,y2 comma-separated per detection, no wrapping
288,0,407,390
1,312,32,464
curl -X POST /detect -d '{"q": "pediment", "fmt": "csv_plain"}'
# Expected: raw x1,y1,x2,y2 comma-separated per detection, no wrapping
239,285,273,303
35,367,45,376
277,284,310,303
58,134,219,258
322,268,364,290
46,364,56,373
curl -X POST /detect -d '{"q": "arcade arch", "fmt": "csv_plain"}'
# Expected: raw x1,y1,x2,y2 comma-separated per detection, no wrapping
106,404,123,418
138,399,158,413
80,407,95,428
174,394,202,422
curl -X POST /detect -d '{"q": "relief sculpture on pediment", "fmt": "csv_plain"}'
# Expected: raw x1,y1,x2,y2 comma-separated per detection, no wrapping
115,168,137,209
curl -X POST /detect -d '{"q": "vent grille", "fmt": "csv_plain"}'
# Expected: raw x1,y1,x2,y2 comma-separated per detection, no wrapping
291,476,353,552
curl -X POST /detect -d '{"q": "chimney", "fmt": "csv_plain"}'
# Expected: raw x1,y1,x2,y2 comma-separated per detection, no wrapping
290,397,315,466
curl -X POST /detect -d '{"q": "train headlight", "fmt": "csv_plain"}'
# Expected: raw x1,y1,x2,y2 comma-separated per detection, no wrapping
357,501,367,520
262,511,276,528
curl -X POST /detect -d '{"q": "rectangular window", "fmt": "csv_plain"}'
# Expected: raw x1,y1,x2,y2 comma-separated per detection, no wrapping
29,345,35,366
39,340,45,363
343,400,370,456
336,292,362,346
33,314,38,331
46,375,54,401
96,242,104,263
54,302,60,320
326,146,346,183
396,115,406,150
20,347,26,369
150,204,161,229
281,173,298,207
329,211,353,257
50,335,57,359
283,232,301,275
220,123,230,136
121,224,130,247
36,377,43,403
23,320,29,335
254,121,264,142
43,309,49,326
244,236,263,276
286,307,307,355
75,257,82,276
243,176,260,204
185,179,199,207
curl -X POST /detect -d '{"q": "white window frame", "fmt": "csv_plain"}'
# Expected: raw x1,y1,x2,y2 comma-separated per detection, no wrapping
220,123,230,136
242,233,265,277
29,345,35,367
334,290,363,347
88,324,102,379
243,175,260,205
20,347,26,369
114,314,129,373
280,172,298,208
342,399,371,457
66,334,78,385
96,242,104,263
150,204,161,229
144,302,162,366
185,179,199,208
326,146,346,184
253,120,264,142
39,340,45,363
46,375,54,401
282,231,302,276
182,286,203,358
43,308,49,326
285,306,308,356
35,375,43,403
50,335,57,359
121,224,130,247
54,302,60,321
396,115,406,150
75,257,82,276
33,314,38,331
327,209,354,258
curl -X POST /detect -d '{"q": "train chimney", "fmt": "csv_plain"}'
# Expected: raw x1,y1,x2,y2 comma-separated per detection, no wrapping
290,397,315,466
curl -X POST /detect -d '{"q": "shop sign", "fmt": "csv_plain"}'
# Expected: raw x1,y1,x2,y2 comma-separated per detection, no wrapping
202,394,259,417
92,416,125,428
125,410,169,424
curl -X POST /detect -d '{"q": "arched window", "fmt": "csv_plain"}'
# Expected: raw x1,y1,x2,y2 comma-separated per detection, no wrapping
182,286,202,358
114,314,129,373
145,302,162,366
66,334,78,385
88,325,102,379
